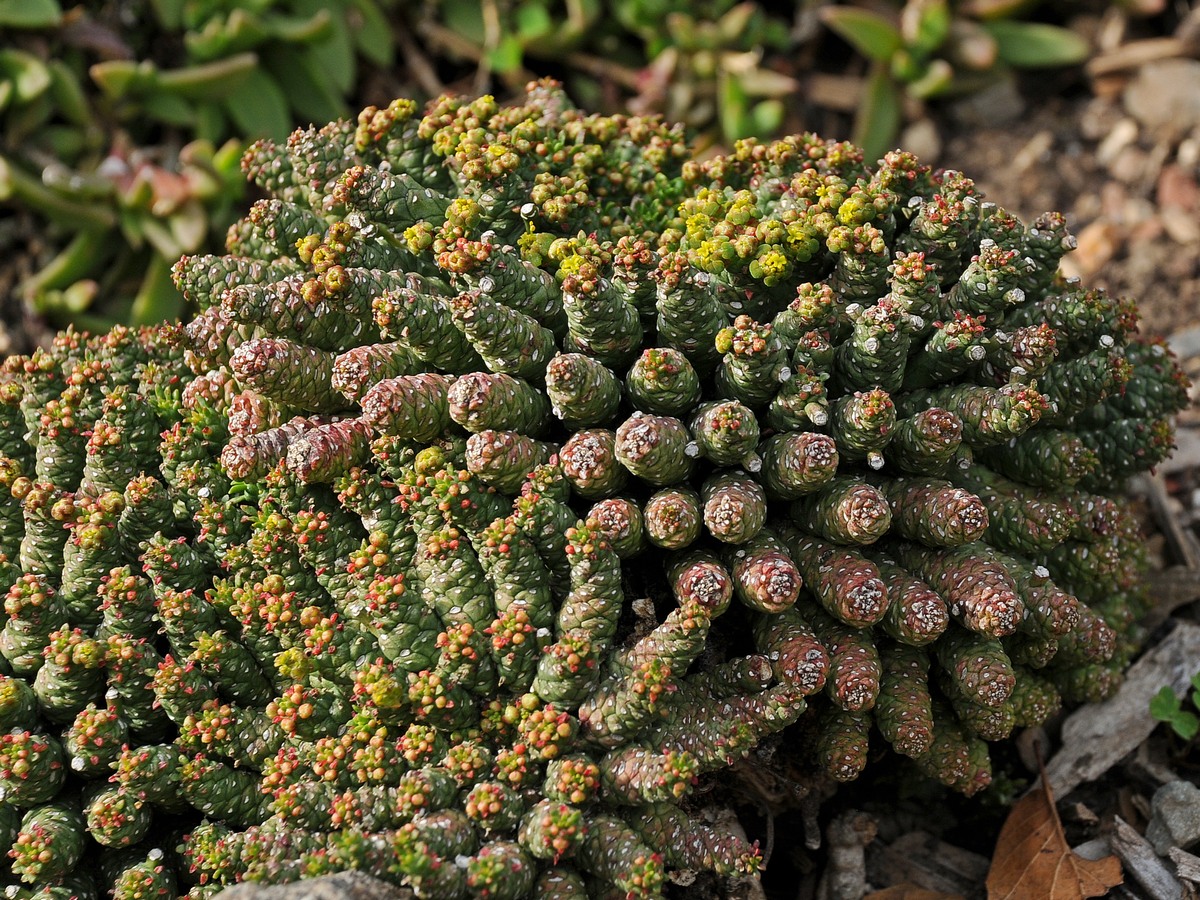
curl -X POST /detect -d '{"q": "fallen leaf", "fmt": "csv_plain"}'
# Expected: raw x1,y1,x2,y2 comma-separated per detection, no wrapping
986,771,1123,900
865,885,963,899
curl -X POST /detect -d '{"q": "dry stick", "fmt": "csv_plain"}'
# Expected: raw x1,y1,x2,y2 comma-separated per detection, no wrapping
395,21,446,97
562,52,643,92
416,19,536,86
1111,816,1184,900
1044,621,1200,799
817,810,877,900
1142,568,1200,633
1142,472,1200,570
1168,847,1200,886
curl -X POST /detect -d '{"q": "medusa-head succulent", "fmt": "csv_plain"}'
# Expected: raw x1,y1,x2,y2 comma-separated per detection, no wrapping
0,81,1188,898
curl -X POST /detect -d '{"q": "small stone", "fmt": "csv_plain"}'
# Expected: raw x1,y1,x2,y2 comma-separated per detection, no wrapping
1109,145,1149,185
949,78,1025,128
1096,117,1139,168
1080,97,1124,141
899,118,942,165
1060,220,1121,280
1145,781,1200,855
1161,207,1200,244
1158,164,1200,213
1123,59,1200,136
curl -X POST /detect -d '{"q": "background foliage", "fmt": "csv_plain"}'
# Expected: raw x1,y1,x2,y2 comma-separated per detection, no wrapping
0,0,1158,336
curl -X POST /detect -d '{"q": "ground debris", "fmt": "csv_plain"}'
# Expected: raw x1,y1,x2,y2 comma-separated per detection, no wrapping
1045,621,1200,799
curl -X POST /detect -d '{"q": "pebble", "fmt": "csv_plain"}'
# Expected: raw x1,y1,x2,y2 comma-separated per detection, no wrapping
1146,781,1200,856
1123,59,1200,135
899,118,941,165
1060,220,1121,279
1097,117,1140,168
949,78,1025,128
1110,145,1150,185
1161,207,1200,244
1157,164,1200,213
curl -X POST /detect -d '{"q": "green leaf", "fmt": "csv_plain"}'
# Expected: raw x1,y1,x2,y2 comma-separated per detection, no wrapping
47,59,92,127
441,0,486,45
1150,685,1183,722
718,70,751,143
751,98,785,136
0,50,52,102
1174,711,1200,741
264,45,345,125
1189,671,1200,695
90,60,157,100
0,0,61,28
853,63,903,162
130,254,183,326
35,280,97,317
223,65,291,140
301,12,353,96
821,7,902,63
516,0,553,40
168,200,209,255
349,0,394,67
487,35,525,75
981,20,1089,69
142,91,197,127
194,101,228,145
156,53,258,100
906,58,954,98
902,0,951,57
149,0,184,29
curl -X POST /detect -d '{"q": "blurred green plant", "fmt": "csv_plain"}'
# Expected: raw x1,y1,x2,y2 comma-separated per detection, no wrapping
1151,674,1200,742
0,0,394,332
415,0,1092,158
415,0,798,144
822,0,1090,159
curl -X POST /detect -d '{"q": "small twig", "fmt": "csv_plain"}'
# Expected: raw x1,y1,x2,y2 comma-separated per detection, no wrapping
477,0,503,95
1086,37,1190,77
801,789,824,851
561,52,643,92
1142,567,1200,633
1168,847,1200,885
1142,472,1200,570
416,19,536,90
1111,816,1186,900
816,811,877,900
395,21,446,97
762,802,776,868
805,73,864,113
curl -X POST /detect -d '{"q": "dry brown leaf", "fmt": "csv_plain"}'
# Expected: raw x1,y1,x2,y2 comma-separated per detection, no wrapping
986,774,1123,900
865,885,963,899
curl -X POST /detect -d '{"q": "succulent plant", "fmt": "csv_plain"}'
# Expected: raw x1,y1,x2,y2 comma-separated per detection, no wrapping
0,81,1187,897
